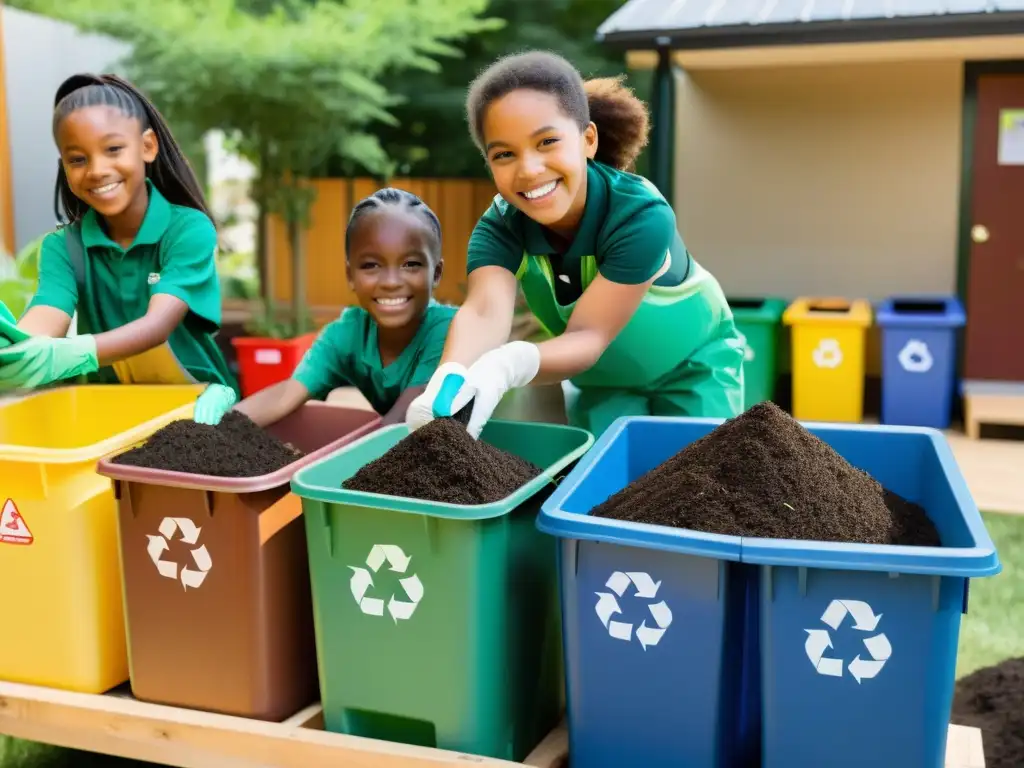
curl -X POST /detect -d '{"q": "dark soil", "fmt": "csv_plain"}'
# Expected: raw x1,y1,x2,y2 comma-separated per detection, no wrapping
111,411,303,477
591,401,941,546
952,657,1024,768
342,416,542,505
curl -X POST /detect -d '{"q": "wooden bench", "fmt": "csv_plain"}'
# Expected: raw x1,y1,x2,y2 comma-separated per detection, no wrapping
0,681,985,767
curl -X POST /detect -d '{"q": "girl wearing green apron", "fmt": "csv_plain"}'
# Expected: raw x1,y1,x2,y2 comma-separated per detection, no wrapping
0,73,236,394
406,51,743,438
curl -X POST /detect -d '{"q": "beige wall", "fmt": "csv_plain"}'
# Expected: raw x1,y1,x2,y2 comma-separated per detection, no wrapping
674,59,964,303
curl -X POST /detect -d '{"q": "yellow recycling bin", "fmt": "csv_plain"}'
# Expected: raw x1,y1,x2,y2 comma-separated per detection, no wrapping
783,297,873,423
0,384,201,692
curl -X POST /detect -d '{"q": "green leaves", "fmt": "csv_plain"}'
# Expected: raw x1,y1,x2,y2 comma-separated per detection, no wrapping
12,0,497,183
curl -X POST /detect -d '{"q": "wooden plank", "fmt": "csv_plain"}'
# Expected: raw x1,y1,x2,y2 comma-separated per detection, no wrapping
0,682,534,768
522,721,567,768
946,723,986,768
0,680,982,768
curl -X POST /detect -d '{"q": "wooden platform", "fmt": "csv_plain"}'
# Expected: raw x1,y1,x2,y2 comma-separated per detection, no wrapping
0,682,984,768
962,380,1024,440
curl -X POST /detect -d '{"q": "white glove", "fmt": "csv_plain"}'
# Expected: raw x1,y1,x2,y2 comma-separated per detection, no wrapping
455,341,542,438
406,362,471,432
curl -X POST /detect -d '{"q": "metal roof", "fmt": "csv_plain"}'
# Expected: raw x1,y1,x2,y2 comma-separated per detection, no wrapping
597,0,1024,48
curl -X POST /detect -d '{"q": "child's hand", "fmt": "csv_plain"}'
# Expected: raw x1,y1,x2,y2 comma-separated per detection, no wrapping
456,341,540,438
405,362,472,433
0,335,97,390
193,383,237,426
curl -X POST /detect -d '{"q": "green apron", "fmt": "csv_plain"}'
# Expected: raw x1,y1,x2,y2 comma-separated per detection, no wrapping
518,252,745,436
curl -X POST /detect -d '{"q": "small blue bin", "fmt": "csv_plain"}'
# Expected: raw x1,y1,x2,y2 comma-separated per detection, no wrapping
876,295,966,428
539,416,1000,768
536,418,761,768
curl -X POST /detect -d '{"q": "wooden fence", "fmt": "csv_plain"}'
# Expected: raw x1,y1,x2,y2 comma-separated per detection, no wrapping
265,177,498,313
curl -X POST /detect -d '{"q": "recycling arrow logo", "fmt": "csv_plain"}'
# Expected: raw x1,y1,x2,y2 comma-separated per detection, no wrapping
898,339,933,373
804,599,892,684
812,338,843,369
146,517,212,591
594,571,673,651
349,544,424,623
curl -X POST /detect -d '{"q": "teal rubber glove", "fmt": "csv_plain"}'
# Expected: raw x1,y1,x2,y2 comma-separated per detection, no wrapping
193,383,237,426
0,335,98,390
405,362,471,433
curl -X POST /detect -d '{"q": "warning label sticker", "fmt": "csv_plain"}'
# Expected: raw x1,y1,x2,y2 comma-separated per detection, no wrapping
0,499,33,545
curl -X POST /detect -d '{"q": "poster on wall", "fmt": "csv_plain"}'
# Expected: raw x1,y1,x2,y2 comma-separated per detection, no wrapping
997,109,1024,166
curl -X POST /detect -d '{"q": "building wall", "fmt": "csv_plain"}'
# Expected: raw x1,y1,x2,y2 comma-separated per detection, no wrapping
674,59,964,303
1,7,129,250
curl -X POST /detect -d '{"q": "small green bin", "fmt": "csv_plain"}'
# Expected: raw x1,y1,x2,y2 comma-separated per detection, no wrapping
290,419,594,761
728,296,787,409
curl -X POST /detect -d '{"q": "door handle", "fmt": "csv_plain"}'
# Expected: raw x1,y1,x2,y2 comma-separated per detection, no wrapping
971,225,990,244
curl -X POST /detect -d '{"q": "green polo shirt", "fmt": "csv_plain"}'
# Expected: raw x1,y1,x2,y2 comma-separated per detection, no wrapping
27,180,236,392
293,301,456,415
467,159,691,302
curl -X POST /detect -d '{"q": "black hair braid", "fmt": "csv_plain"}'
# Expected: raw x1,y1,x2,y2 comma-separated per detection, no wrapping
51,73,212,225
345,187,442,257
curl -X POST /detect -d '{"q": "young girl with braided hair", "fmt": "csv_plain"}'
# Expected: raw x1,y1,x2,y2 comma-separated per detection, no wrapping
192,187,456,428
0,72,236,393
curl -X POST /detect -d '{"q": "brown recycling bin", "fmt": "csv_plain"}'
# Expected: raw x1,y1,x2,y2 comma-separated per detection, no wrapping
96,402,380,721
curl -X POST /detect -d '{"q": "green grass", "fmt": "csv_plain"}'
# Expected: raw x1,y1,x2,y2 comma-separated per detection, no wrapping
954,511,1024,679
2,512,1022,766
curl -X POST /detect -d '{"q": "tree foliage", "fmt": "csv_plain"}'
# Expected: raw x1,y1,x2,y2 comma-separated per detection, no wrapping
11,0,500,334
355,0,640,178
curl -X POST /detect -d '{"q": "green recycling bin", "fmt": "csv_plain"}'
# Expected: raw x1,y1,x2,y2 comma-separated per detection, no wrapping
290,419,594,761
728,296,787,409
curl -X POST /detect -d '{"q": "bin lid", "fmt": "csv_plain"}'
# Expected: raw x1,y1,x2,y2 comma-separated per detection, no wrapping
875,295,966,329
783,297,873,328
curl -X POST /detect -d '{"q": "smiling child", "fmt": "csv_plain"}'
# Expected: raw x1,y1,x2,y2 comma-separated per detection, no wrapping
193,188,456,427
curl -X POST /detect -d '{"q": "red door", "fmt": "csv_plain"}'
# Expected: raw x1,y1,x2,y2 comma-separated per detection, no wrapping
964,74,1024,382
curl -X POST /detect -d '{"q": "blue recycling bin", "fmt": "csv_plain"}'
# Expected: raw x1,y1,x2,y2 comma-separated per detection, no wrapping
744,420,999,768
536,418,760,768
539,415,1000,768
876,295,965,428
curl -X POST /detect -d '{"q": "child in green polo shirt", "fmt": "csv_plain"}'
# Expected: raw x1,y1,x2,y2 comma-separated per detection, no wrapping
0,73,236,393
192,188,456,428
407,51,744,439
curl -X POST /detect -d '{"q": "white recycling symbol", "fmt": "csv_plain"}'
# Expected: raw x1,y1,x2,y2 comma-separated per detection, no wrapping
804,599,892,684
594,571,673,651
898,339,933,373
812,338,843,369
349,544,424,623
146,517,212,591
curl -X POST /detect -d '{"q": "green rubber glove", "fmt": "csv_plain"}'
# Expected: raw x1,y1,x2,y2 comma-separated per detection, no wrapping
0,301,29,350
194,383,238,426
0,335,98,390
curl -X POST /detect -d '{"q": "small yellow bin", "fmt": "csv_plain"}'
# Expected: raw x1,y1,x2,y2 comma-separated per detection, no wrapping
0,384,201,692
783,297,873,423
